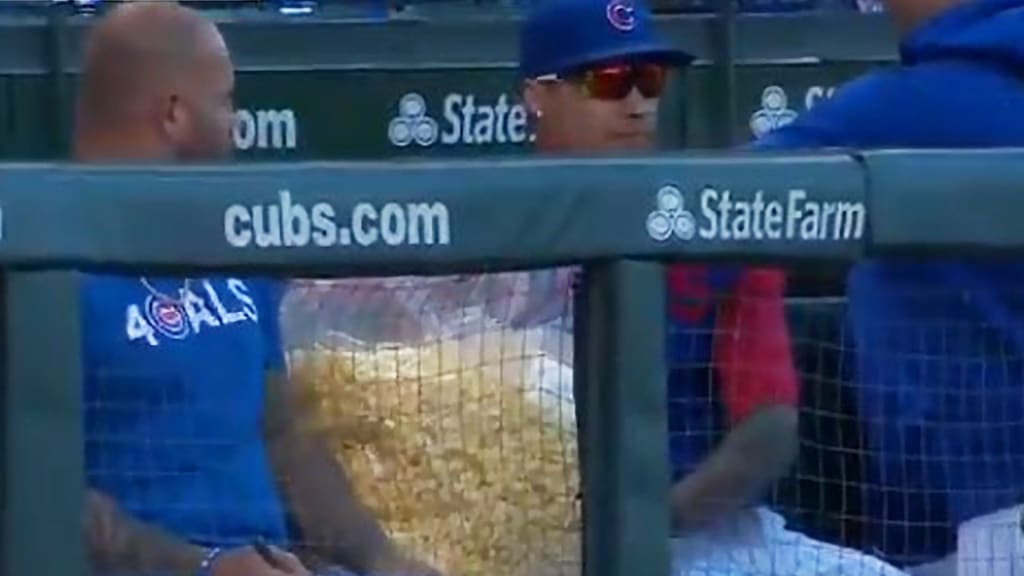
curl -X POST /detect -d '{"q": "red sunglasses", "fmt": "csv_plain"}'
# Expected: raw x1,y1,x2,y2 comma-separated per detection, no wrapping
536,62,669,101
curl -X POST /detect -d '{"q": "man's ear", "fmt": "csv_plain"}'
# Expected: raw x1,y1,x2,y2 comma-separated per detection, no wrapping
161,93,187,143
522,80,544,118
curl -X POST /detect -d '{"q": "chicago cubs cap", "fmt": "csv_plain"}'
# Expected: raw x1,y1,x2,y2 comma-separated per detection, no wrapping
519,0,694,79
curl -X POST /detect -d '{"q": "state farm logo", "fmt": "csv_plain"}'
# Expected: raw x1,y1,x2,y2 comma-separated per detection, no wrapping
646,183,865,243
749,85,838,138
646,185,696,241
388,94,439,147
388,92,534,147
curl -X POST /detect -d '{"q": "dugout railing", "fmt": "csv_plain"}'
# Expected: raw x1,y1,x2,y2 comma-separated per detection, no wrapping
2,149,1020,576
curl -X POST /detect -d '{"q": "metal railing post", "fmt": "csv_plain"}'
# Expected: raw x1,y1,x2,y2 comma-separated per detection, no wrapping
579,260,670,576
2,271,87,576
711,0,739,147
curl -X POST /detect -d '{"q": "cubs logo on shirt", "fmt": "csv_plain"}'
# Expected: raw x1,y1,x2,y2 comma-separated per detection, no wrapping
82,274,291,547
145,296,190,340
119,278,262,347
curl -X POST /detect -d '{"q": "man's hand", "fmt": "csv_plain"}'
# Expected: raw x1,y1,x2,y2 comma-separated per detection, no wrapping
365,551,443,576
212,546,311,576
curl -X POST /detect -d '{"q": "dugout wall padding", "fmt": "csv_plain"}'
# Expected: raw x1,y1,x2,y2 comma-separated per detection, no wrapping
1,150,1021,576
2,272,86,576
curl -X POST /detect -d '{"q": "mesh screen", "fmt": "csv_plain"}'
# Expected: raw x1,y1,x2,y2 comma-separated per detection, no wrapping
280,273,579,576
659,265,1024,576
81,267,1024,576
82,271,579,576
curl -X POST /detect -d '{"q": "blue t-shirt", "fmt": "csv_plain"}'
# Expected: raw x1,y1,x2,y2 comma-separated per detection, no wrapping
83,275,289,548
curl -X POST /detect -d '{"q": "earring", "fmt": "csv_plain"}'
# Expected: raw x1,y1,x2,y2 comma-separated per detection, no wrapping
535,109,544,118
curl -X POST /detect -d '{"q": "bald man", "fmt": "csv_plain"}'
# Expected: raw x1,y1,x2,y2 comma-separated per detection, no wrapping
74,2,234,161
78,5,440,576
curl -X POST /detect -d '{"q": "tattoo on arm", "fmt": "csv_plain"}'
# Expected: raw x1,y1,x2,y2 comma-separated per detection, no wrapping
85,489,207,575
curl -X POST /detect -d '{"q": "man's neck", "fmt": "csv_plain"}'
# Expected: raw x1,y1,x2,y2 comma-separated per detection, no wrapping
534,134,571,154
73,128,169,163
894,0,962,35
536,140,654,154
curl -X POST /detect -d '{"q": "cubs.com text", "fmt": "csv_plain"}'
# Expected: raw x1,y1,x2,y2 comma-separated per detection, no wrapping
224,190,451,248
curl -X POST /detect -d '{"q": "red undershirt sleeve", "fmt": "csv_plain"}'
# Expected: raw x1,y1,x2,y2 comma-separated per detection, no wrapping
713,267,800,425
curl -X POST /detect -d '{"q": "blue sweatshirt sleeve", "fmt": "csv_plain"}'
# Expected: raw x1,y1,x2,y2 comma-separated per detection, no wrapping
746,69,918,151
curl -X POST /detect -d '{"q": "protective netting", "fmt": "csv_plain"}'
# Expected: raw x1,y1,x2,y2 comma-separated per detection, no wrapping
660,266,1024,576
280,272,579,576
80,268,1024,576
81,272,580,576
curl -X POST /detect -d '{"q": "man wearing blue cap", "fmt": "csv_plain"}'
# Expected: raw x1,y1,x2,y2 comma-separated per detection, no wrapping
520,0,691,150
517,1,906,575
749,0,1024,572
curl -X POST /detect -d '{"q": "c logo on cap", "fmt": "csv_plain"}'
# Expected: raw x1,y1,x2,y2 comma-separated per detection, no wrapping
606,0,636,31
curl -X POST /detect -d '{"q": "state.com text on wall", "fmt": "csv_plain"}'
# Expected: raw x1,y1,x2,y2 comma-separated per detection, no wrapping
224,190,451,248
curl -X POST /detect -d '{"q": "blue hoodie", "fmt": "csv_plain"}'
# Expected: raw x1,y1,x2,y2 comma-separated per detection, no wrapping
754,0,1024,566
